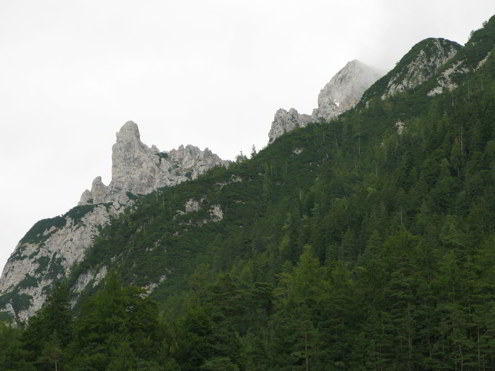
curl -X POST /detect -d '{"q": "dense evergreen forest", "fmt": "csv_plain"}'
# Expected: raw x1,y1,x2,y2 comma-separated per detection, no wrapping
2,16,495,370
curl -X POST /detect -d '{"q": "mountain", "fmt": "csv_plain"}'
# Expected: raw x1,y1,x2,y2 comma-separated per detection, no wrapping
2,14,495,370
360,38,461,104
313,59,384,119
267,108,313,144
0,122,225,321
268,59,382,143
1,61,383,322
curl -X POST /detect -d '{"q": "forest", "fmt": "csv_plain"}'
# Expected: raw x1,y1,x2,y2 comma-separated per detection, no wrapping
1,16,495,371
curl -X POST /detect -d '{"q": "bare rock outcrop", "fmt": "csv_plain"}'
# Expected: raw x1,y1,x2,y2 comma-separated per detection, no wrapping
0,121,226,321
268,60,382,143
360,38,462,105
381,38,460,99
268,108,313,144
80,121,227,205
312,60,383,121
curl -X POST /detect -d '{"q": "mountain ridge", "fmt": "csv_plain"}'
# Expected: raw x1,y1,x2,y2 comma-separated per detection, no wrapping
2,14,495,370
359,37,462,105
1,15,495,325
268,59,383,143
0,122,226,320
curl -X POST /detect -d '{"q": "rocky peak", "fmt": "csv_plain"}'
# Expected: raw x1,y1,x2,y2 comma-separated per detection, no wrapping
268,60,382,143
110,121,159,195
80,121,227,205
313,60,382,121
268,108,313,144
79,176,109,205
360,38,461,104
0,121,226,321
117,120,141,141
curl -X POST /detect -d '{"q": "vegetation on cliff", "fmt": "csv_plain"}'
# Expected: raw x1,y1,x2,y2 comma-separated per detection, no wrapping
1,15,495,371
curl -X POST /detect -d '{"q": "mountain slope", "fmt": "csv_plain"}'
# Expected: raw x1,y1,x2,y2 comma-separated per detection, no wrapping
2,14,495,371
56,32,495,368
56,16,495,369
360,37,461,105
69,14,495,311
0,122,225,321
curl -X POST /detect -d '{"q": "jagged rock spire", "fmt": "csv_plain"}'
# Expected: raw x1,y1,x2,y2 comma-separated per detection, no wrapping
79,121,227,205
0,121,226,321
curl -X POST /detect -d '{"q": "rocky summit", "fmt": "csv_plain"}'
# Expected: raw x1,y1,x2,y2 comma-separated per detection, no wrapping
360,38,462,105
267,108,313,145
0,122,225,321
382,39,460,99
268,60,382,143
313,60,383,121
80,121,227,205
1,15,495,369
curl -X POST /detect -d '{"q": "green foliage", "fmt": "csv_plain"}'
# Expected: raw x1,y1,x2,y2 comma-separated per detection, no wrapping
22,282,73,369
126,191,138,200
19,216,66,245
0,321,35,370
17,275,38,289
68,272,168,369
63,204,97,223
360,37,462,105
5,15,495,370
158,152,169,160
0,291,32,314
34,257,50,275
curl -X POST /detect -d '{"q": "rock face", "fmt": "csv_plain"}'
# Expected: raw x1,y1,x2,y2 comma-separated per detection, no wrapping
425,18,495,97
313,60,383,121
427,60,469,97
268,60,382,143
360,38,462,104
80,121,227,205
0,204,116,321
382,38,460,99
0,121,225,321
267,108,313,144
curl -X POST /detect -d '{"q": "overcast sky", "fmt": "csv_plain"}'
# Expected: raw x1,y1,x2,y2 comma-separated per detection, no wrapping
1,0,494,272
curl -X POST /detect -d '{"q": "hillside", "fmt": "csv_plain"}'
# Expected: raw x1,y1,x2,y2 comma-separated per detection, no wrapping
0,122,226,321
1,15,495,371
0,57,381,322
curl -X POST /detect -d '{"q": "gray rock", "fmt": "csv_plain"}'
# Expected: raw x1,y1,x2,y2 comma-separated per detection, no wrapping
268,108,313,144
0,121,226,321
313,60,382,121
209,205,224,222
382,38,460,99
427,59,470,96
79,176,109,205
0,204,118,321
268,60,382,143
360,38,462,104
79,121,227,204
185,199,201,213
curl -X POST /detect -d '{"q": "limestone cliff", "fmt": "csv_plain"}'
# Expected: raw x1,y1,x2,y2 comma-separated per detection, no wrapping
267,108,313,144
312,60,383,121
0,204,117,321
360,38,462,105
0,121,225,321
268,60,382,143
80,121,226,205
